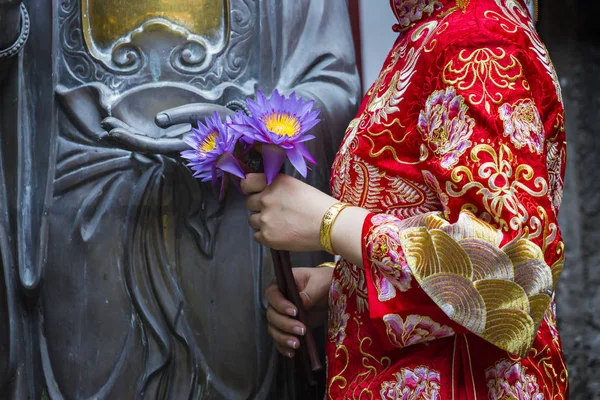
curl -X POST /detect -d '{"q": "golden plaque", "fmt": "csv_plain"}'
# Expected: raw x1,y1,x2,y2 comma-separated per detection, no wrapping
82,0,230,67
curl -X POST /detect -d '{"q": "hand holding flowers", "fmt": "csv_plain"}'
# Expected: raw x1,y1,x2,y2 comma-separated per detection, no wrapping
243,173,337,252
181,89,328,378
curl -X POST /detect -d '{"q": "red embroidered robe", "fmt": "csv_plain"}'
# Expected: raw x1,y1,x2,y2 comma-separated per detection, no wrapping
326,0,568,398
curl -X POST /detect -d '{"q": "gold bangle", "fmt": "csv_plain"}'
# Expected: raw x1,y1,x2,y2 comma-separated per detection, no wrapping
320,202,351,255
316,262,336,269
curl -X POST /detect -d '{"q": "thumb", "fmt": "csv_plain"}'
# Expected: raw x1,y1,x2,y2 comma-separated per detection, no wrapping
299,291,314,311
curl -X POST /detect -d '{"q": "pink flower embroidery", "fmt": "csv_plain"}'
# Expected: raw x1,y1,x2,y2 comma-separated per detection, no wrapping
498,99,545,155
486,360,545,400
392,0,444,31
380,366,441,400
367,214,414,301
383,314,455,348
418,87,475,169
328,281,350,346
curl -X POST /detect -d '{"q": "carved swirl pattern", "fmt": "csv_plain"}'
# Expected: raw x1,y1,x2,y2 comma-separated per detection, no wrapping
58,0,256,91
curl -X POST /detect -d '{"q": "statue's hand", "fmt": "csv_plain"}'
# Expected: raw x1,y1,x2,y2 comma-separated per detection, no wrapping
155,103,235,129
100,117,191,155
99,103,238,156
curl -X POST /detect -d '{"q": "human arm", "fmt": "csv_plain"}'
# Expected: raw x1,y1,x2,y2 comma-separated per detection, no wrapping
244,34,566,357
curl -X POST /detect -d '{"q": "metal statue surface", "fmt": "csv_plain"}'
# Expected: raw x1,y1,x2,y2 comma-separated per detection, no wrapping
0,0,360,398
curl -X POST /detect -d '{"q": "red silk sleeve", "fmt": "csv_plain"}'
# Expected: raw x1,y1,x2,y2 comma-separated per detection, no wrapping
359,37,566,358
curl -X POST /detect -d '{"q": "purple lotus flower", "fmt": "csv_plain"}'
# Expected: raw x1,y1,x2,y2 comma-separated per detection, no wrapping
181,111,246,198
231,90,320,184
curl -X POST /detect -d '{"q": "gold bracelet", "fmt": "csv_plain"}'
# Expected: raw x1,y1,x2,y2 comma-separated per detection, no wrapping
316,262,336,269
320,202,351,255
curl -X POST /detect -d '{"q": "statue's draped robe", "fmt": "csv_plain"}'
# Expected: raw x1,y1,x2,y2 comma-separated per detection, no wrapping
0,0,360,398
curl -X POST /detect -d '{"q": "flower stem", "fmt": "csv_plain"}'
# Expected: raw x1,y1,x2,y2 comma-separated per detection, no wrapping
239,157,322,379
276,250,322,373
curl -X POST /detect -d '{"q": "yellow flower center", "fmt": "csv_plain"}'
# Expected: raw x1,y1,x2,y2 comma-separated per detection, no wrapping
199,131,219,154
264,112,300,137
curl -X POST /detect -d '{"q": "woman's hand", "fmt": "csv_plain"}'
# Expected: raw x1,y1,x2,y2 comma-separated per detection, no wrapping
265,267,333,358
242,173,338,252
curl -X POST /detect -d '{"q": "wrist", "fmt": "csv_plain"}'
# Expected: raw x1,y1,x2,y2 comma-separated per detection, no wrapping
312,196,338,251
330,206,369,267
319,202,352,254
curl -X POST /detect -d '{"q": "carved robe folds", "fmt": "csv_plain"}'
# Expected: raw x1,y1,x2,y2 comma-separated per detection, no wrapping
0,0,360,398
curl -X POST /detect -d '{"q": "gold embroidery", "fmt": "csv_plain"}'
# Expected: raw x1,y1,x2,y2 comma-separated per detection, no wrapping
443,47,524,113
546,134,565,212
337,259,369,313
485,0,563,104
333,151,441,218
446,144,548,232
522,341,568,400
382,175,442,218
365,21,440,130
397,211,554,357
391,0,444,32
328,316,392,399
352,318,392,399
361,20,446,162
550,241,564,290
328,345,349,399
463,335,478,400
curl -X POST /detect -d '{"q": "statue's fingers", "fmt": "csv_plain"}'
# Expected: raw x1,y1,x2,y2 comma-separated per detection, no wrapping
155,103,234,128
101,116,135,132
107,128,189,155
164,123,193,138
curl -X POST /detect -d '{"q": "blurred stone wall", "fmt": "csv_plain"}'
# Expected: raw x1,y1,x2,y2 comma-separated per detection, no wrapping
538,0,600,398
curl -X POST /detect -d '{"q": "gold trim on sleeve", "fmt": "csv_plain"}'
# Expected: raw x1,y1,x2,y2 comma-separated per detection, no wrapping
398,211,556,357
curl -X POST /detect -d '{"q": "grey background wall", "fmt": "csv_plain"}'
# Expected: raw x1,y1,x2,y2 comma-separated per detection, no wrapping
358,0,396,91
358,1,600,398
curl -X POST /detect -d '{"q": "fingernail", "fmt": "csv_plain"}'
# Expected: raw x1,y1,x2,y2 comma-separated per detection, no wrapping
287,340,298,349
285,308,297,317
293,326,305,336
155,113,169,126
286,351,294,358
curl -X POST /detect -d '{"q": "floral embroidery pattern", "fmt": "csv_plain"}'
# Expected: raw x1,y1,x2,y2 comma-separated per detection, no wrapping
336,258,369,313
447,144,548,231
418,86,475,169
383,314,455,348
486,359,544,400
380,366,441,400
328,281,350,346
487,0,563,104
366,214,414,301
499,100,545,154
391,0,444,31
443,47,524,113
